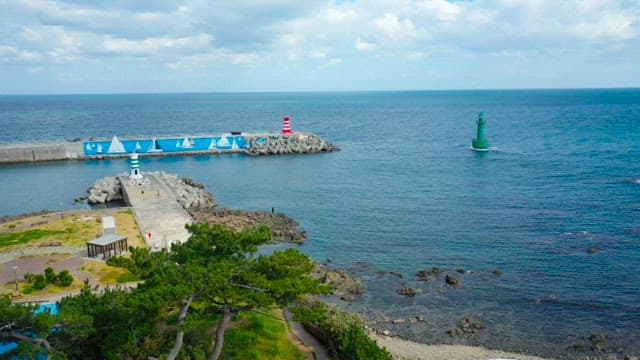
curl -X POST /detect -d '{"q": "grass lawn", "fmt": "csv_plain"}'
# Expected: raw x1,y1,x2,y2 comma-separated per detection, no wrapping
112,208,146,249
0,208,146,251
0,211,101,251
81,259,139,284
222,309,309,360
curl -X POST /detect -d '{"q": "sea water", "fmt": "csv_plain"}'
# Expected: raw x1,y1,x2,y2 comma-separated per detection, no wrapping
0,90,639,358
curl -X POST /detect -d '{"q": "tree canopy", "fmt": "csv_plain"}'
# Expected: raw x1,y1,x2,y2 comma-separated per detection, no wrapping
1,223,330,360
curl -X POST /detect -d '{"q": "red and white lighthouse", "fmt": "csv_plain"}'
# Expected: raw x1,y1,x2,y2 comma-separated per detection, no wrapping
282,115,293,135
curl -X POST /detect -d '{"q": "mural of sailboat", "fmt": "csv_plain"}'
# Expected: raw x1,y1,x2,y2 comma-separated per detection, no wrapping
217,136,230,149
148,138,162,152
107,136,125,153
181,137,193,148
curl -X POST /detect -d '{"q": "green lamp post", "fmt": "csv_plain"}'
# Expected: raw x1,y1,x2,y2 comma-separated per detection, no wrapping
472,112,490,150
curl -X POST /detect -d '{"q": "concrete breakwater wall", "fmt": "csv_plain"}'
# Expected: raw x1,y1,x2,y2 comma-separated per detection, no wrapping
0,132,339,165
0,141,83,164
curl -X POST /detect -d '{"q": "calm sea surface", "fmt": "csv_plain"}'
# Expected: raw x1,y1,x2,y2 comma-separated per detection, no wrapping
1,90,639,358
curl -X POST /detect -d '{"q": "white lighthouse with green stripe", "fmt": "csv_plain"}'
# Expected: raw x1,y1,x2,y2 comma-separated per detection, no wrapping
129,153,143,179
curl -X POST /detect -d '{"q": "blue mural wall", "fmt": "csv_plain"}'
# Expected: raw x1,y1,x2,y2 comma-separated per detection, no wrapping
83,135,248,156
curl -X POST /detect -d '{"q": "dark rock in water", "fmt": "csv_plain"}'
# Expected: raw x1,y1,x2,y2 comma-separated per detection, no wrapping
397,286,418,297
447,317,485,337
587,247,600,254
491,269,503,276
589,333,607,344
377,270,403,278
624,355,639,360
455,268,466,274
312,263,364,298
73,196,87,204
459,316,485,334
570,343,586,352
340,294,354,302
416,267,442,281
445,274,458,286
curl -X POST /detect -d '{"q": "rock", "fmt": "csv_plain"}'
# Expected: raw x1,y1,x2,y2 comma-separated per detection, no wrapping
491,269,503,276
416,267,442,281
445,274,458,286
312,264,364,298
624,355,639,360
381,329,391,336
415,315,424,322
87,176,122,204
73,196,87,204
458,316,485,334
589,333,607,344
447,327,463,337
455,268,466,274
244,133,340,156
570,344,587,352
190,207,306,244
377,271,403,278
587,247,599,254
392,318,406,324
397,286,418,297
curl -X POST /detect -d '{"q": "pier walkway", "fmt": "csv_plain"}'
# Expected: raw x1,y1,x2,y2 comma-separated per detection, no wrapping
119,172,192,250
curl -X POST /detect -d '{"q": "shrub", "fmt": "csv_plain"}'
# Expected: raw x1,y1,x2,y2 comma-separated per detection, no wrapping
44,267,57,284
292,299,392,360
32,274,47,290
58,270,73,287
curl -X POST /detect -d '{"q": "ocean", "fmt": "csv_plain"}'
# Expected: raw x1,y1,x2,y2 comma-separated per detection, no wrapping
1,89,639,358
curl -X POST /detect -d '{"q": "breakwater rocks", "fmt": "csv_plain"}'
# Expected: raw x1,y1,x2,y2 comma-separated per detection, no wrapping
87,172,214,211
153,172,214,211
244,133,339,155
87,176,123,204
189,208,308,244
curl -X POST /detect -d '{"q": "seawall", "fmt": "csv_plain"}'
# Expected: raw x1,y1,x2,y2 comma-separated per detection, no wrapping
0,132,339,165
0,141,83,164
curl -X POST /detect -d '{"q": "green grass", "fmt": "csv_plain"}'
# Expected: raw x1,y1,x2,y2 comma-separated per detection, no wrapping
0,229,66,248
222,311,306,360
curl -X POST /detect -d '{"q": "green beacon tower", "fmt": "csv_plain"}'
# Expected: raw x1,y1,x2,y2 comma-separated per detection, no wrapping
472,112,490,150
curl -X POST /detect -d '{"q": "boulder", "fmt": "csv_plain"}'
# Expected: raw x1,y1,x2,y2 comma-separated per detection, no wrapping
416,267,442,281
312,264,364,299
445,274,458,286
397,286,418,297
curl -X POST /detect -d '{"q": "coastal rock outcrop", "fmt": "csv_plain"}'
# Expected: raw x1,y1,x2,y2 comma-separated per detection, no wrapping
190,208,308,244
312,263,365,300
244,133,339,156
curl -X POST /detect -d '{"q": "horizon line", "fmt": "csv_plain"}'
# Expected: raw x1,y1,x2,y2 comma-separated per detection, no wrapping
1,86,638,96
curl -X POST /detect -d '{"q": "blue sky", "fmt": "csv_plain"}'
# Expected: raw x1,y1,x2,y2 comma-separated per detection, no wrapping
1,0,638,94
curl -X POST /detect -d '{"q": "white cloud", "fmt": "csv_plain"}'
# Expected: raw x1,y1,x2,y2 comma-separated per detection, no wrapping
1,0,639,91
355,37,376,51
374,13,420,40
328,57,342,65
102,34,212,54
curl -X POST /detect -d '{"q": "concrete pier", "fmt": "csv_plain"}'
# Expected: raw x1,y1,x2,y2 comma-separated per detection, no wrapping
119,172,192,250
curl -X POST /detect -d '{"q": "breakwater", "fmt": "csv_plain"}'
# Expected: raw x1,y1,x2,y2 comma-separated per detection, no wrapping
0,132,339,164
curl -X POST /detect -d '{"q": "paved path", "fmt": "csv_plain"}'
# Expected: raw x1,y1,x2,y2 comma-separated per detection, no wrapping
119,173,192,250
285,310,330,360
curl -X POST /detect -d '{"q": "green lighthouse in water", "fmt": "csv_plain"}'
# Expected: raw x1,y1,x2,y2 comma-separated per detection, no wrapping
472,112,490,150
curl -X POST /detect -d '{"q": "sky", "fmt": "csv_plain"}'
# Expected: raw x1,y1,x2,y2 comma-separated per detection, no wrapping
0,0,639,94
